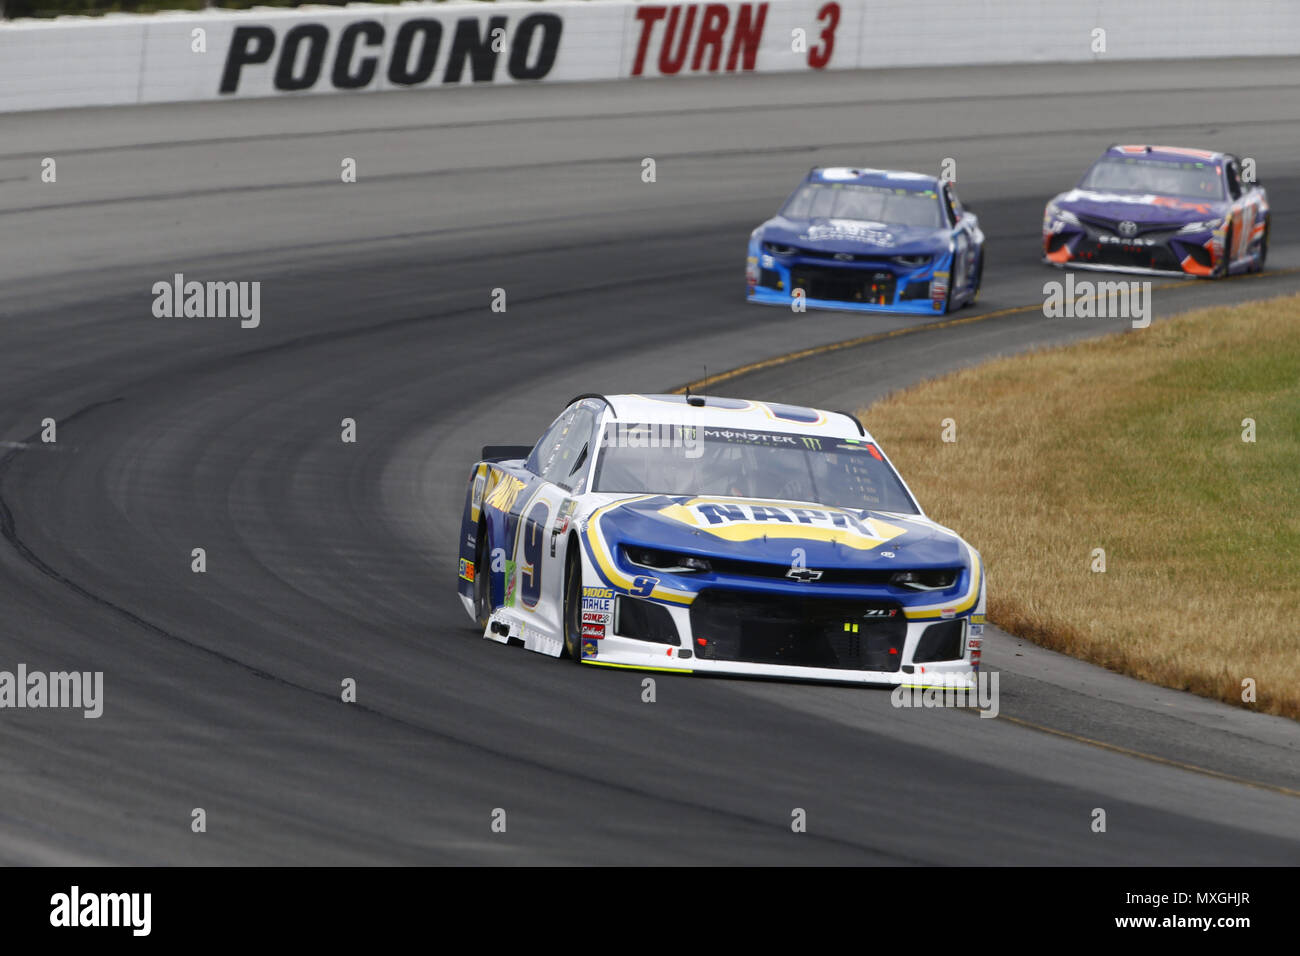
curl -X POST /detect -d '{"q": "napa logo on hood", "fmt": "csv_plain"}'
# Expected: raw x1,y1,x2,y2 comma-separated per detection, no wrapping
654,498,908,550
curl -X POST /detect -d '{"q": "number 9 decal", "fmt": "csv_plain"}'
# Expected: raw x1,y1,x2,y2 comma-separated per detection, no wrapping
521,501,550,609
808,2,840,70
630,575,658,598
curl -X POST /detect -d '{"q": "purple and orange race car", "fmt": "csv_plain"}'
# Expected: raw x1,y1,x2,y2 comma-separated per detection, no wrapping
1043,144,1268,278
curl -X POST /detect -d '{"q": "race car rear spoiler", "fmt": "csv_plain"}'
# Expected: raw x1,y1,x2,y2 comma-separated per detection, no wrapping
481,445,534,463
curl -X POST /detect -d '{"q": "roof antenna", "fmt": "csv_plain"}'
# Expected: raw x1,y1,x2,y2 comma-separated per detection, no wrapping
687,366,707,407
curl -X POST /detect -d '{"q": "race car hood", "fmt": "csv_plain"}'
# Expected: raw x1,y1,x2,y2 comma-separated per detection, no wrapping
593,495,967,570
1051,188,1226,225
762,217,949,256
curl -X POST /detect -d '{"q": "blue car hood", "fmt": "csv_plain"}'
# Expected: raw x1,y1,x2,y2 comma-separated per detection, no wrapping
763,217,949,257
596,495,967,570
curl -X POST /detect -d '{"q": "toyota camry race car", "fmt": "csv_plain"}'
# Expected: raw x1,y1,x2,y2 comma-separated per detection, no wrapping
457,394,985,687
746,167,984,314
1043,144,1269,277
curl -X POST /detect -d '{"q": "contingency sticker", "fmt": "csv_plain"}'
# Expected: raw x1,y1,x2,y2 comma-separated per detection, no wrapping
504,559,517,607
582,610,609,640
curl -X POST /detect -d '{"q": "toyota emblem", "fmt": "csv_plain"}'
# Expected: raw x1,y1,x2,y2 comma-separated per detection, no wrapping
1118,220,1138,237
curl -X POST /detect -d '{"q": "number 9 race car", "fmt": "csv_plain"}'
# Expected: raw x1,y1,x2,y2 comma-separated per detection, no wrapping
746,167,984,314
1043,144,1269,277
457,394,986,687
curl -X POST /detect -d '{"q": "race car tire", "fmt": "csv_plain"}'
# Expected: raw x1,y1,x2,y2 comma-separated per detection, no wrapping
966,252,984,307
473,520,493,632
1215,223,1233,278
562,545,584,662
1257,221,1270,271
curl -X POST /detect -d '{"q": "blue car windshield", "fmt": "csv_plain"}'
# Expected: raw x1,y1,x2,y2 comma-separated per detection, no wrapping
1079,158,1225,200
782,183,944,228
593,424,920,515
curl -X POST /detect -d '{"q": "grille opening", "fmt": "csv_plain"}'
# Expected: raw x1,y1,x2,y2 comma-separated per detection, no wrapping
790,266,896,304
913,620,965,663
690,591,905,671
614,596,680,646
901,279,932,300
1074,242,1181,271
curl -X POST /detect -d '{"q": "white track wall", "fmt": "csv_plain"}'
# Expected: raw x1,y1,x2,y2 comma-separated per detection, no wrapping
1,0,1297,112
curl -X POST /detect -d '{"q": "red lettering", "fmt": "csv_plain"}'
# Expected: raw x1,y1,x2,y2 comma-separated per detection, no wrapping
631,6,667,76
659,6,698,75
726,3,768,72
692,5,730,72
808,2,840,70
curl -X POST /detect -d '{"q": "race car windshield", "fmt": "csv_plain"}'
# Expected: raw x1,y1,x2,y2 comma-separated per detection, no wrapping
782,183,944,229
593,424,920,514
1079,158,1225,200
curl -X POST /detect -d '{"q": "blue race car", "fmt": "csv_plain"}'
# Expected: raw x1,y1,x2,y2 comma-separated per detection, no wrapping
1043,144,1269,277
746,167,984,314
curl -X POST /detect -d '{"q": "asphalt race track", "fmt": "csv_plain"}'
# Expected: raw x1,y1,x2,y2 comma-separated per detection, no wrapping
2,58,1299,864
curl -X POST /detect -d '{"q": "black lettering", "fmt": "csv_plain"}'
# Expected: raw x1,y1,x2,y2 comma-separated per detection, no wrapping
275,24,329,91
444,16,506,84
508,13,563,81
220,25,275,94
388,20,443,86
332,21,384,89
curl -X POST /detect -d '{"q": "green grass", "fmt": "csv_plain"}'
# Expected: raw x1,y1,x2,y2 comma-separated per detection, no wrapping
860,293,1300,718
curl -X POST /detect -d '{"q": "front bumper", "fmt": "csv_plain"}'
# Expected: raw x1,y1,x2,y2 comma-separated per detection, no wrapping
747,249,950,314
1043,220,1220,277
581,590,980,688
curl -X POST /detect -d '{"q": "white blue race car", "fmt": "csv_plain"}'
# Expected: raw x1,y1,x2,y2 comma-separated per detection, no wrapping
457,394,985,687
747,167,984,314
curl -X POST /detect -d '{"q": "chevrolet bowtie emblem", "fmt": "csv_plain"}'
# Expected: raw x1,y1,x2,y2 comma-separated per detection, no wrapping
786,567,824,582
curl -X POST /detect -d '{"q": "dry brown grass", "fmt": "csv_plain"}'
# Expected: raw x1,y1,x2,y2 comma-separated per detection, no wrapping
861,294,1300,718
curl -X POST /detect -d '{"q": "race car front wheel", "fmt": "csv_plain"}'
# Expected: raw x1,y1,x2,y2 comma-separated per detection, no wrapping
562,546,584,663
966,253,983,307
1215,223,1234,278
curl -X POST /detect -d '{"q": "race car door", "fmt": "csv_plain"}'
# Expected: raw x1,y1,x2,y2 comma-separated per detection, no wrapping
943,182,979,297
514,400,601,641
1224,157,1264,268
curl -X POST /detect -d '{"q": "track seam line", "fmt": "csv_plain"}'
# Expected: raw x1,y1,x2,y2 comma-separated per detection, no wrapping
996,714,1300,799
671,267,1300,394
